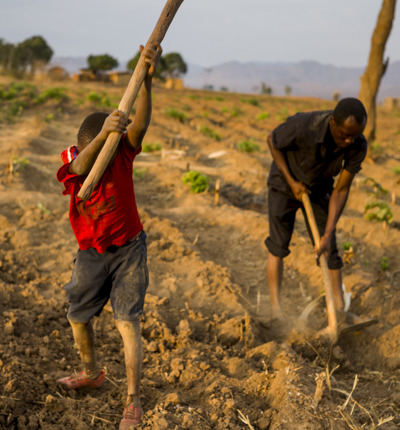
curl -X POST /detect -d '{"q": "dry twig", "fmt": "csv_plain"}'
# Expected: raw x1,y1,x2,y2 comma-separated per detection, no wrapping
237,409,255,430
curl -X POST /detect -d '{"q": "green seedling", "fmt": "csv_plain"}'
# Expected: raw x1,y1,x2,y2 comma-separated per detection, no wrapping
364,201,393,224
86,91,117,108
142,143,162,153
44,113,55,123
370,142,383,153
199,125,220,141
182,171,209,193
11,156,30,174
241,97,260,107
164,107,187,123
35,87,69,104
276,108,289,121
37,203,51,214
133,168,147,178
380,257,389,271
391,166,400,175
363,177,388,198
343,242,352,251
256,112,270,121
237,140,260,153
229,107,243,117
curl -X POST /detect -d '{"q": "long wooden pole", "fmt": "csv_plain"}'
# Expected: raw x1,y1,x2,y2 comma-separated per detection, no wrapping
302,193,338,342
78,0,184,201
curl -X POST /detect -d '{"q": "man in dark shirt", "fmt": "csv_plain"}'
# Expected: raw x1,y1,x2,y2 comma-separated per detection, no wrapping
265,97,367,320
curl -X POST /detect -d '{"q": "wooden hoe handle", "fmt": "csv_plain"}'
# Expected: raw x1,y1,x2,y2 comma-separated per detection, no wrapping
302,193,338,341
78,0,185,201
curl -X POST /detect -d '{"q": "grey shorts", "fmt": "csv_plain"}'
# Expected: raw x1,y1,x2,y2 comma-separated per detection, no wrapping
65,230,149,323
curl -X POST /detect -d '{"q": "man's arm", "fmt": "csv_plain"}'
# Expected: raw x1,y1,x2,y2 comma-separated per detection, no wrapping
126,44,162,150
69,111,128,176
317,169,355,256
266,132,308,200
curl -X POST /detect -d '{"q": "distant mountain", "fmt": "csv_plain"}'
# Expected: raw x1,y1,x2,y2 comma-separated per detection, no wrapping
50,56,400,101
184,60,400,101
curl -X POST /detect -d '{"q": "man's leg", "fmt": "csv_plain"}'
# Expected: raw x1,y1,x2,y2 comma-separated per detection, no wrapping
116,319,142,408
69,320,101,378
267,253,284,318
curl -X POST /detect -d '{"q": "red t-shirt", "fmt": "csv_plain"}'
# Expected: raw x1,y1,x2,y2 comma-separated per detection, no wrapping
57,135,143,253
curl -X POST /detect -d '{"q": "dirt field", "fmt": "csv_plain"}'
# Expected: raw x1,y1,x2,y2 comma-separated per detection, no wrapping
1,76,400,429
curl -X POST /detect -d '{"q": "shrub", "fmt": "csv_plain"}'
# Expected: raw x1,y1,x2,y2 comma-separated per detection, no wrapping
380,257,389,271
238,140,260,153
182,171,209,193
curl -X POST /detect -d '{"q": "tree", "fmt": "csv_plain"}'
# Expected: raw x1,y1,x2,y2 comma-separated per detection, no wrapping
0,39,15,72
284,85,292,96
358,0,397,142
19,35,53,76
163,52,187,79
127,50,166,80
0,35,53,77
260,82,272,95
87,54,118,75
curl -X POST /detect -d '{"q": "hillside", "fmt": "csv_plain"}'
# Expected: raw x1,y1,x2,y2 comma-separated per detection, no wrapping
51,56,400,100
1,77,400,429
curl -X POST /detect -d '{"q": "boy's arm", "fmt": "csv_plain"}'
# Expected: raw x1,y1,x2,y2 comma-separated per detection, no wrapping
69,111,128,176
126,44,162,151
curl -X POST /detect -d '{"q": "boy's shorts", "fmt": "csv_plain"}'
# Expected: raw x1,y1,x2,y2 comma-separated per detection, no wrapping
65,230,149,323
265,187,343,270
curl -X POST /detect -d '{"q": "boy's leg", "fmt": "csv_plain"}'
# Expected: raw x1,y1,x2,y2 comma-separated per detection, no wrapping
115,319,142,407
69,319,100,378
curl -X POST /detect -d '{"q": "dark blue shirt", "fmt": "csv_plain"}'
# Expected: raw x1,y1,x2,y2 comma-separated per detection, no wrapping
267,110,367,194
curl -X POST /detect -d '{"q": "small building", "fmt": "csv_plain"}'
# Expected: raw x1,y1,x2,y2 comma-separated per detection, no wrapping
108,71,132,86
165,78,184,90
383,97,399,111
72,69,96,82
47,66,69,81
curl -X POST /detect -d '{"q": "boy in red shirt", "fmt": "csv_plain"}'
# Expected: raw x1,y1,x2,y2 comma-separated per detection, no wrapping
56,44,162,429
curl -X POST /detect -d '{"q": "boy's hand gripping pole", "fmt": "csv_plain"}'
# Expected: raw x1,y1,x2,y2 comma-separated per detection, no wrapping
302,193,338,343
78,0,184,201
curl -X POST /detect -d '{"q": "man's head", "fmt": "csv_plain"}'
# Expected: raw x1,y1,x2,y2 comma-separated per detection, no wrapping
330,98,367,148
77,112,109,150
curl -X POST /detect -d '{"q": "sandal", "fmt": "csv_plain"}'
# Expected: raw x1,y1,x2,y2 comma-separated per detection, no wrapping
56,370,105,390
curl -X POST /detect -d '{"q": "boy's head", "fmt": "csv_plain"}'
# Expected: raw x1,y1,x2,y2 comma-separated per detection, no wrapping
77,112,109,150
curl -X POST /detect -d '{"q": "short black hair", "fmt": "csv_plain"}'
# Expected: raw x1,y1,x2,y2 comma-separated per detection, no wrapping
332,98,367,126
77,112,109,148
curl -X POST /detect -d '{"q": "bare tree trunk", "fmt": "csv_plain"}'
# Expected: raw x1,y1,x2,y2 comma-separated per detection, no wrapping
358,0,397,143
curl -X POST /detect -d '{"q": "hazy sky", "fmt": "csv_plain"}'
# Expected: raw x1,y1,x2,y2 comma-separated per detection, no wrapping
1,0,399,68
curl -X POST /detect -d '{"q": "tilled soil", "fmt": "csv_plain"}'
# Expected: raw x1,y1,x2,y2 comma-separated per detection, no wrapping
1,78,400,429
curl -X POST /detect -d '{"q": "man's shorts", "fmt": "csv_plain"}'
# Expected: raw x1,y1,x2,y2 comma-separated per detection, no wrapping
265,187,343,270
64,230,149,323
